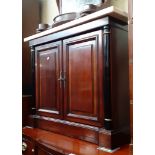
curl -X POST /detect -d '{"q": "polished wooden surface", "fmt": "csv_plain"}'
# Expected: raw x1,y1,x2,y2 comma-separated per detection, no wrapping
37,147,52,155
63,30,104,127
130,102,133,144
23,127,132,155
33,115,99,144
35,41,63,119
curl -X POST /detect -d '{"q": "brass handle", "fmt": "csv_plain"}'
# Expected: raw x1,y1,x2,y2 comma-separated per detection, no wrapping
58,77,64,81
63,71,66,88
58,71,64,81
58,71,63,89
22,142,27,152
58,71,65,88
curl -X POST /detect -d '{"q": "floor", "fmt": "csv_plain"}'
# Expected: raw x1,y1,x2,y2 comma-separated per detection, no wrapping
23,127,133,155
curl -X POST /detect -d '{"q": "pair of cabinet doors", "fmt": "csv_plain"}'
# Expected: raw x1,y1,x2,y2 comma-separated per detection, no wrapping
35,30,104,127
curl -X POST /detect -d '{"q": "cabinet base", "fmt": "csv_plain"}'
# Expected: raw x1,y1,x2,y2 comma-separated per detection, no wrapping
99,128,130,150
23,127,132,155
28,115,130,150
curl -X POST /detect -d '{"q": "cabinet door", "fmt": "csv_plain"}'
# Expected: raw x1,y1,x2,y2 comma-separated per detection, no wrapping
35,41,63,119
63,31,104,126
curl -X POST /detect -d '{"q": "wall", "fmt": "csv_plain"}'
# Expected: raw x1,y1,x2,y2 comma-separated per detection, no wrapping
39,0,128,24
109,0,128,12
22,0,39,94
40,0,59,24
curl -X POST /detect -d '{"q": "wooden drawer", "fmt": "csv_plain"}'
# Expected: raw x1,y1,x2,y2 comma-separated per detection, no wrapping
22,136,35,155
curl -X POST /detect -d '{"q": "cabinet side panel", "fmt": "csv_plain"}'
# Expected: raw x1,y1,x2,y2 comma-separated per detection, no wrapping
99,23,130,150
110,25,130,130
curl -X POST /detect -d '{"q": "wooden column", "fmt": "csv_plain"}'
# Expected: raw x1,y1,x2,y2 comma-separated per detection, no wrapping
103,25,112,130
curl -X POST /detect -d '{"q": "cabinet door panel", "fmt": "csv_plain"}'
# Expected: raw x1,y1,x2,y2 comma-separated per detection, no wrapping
63,31,104,126
35,41,62,118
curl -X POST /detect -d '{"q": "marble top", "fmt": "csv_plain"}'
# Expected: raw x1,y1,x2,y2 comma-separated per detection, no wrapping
24,6,128,42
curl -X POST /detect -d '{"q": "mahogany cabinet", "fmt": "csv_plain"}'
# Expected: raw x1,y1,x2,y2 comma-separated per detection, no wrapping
24,7,130,152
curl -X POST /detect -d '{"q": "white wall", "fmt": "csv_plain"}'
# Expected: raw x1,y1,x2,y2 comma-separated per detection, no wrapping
39,0,128,24
40,0,59,24
109,0,128,12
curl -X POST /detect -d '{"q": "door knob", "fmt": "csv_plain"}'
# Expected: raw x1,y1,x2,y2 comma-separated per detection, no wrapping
58,71,66,88
58,71,64,81
22,142,27,152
